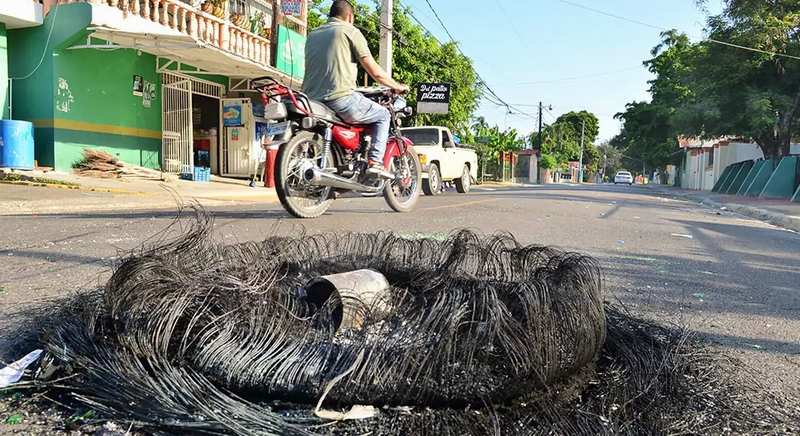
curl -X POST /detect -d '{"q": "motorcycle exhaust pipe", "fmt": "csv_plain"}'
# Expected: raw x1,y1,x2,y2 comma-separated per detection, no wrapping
304,167,383,193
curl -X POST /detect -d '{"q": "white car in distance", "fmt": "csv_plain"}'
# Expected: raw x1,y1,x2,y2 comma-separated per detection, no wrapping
614,171,634,185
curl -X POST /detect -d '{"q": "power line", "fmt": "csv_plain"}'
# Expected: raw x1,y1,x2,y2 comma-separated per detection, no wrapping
555,0,800,61
417,0,539,119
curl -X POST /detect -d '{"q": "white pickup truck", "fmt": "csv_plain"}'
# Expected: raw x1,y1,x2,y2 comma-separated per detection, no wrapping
400,126,478,195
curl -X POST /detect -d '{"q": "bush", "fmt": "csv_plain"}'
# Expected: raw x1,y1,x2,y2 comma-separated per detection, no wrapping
539,154,557,170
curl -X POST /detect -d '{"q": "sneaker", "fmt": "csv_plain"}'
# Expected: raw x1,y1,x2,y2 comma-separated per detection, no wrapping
366,161,394,179
366,161,385,175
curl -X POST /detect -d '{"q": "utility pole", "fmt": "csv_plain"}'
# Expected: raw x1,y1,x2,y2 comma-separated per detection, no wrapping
535,102,552,150
379,0,393,75
578,119,585,183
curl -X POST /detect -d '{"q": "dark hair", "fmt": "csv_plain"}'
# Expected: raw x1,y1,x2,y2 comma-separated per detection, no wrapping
330,0,354,19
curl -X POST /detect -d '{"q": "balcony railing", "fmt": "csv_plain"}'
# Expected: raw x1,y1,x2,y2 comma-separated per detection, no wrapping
46,0,308,69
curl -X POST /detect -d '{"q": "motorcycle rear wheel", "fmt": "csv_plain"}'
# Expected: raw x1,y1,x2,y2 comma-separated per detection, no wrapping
384,147,422,213
275,131,333,219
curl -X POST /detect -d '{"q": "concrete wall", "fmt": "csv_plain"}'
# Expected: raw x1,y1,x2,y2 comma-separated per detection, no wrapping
683,142,764,191
0,23,7,120
8,3,231,171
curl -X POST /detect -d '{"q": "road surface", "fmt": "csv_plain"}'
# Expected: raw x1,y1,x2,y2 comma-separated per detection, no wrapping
2,183,799,399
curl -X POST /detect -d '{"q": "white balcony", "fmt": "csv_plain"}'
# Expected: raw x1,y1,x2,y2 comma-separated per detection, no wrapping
0,0,45,28
51,0,307,80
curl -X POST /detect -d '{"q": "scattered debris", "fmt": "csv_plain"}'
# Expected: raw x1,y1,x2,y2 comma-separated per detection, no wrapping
0,349,43,388
692,293,706,299
671,233,694,239
19,210,799,435
73,148,168,180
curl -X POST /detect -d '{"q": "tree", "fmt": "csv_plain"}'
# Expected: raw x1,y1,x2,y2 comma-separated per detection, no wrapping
306,0,481,132
532,110,600,172
688,0,800,158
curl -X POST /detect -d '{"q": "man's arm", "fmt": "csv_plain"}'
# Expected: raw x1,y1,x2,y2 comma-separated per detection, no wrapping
359,55,410,94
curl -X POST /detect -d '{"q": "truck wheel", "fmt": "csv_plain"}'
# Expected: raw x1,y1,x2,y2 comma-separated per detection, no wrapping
455,165,471,193
422,163,442,196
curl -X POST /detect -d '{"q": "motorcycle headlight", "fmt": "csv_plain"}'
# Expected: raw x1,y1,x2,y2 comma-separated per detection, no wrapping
393,97,407,112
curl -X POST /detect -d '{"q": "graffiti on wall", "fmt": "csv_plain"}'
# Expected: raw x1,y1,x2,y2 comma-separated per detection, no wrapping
56,78,75,113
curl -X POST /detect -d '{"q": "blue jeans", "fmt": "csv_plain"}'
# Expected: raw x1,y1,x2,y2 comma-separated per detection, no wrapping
325,92,390,163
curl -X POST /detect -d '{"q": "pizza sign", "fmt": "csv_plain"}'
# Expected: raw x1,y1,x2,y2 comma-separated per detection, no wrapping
416,82,451,114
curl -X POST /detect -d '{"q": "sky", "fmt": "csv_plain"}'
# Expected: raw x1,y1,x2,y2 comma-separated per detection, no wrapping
397,0,725,142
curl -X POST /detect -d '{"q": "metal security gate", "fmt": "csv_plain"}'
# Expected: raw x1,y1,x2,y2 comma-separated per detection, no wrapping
161,72,226,173
162,73,193,173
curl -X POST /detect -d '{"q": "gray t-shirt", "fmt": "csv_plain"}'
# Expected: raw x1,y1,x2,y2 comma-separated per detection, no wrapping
302,18,371,102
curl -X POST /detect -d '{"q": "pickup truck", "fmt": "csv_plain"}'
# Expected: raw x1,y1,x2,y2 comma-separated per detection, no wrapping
399,126,479,195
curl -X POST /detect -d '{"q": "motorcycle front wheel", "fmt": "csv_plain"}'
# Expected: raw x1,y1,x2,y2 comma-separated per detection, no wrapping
275,131,333,219
384,147,422,213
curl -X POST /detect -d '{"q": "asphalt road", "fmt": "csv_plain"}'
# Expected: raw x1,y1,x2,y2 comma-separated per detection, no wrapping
2,183,799,398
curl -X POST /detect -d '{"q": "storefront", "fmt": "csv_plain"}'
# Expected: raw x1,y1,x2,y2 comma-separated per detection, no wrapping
7,0,307,175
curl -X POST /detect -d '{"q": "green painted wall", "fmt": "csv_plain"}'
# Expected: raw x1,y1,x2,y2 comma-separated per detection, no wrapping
7,2,237,172
736,160,764,196
0,23,8,119
54,130,160,171
760,156,799,199
726,160,753,194
52,45,163,170
9,3,92,167
744,159,777,197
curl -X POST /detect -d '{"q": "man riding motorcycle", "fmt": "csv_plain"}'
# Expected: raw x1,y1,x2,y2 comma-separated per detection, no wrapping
302,0,410,177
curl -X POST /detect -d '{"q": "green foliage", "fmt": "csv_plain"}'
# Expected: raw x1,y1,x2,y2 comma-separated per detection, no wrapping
531,110,600,171
618,1,800,163
5,414,23,425
306,0,481,132
539,154,557,170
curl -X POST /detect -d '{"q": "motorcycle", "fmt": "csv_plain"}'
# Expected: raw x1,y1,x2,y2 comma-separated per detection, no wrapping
253,77,422,219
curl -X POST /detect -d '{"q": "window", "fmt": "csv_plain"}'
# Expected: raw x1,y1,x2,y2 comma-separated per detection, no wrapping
442,131,453,147
706,149,714,167
399,128,440,146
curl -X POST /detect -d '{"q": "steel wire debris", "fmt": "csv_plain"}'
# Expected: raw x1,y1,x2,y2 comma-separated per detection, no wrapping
28,210,797,435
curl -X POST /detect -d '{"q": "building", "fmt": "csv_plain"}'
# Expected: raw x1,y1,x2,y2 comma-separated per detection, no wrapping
678,137,763,191
2,1,47,119
7,0,307,174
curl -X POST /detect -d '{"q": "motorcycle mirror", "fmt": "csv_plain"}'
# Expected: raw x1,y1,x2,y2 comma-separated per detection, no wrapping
403,106,414,116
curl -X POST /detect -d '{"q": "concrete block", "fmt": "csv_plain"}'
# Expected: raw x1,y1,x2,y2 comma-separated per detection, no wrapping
719,162,744,193
725,160,754,194
745,159,777,197
712,165,733,192
736,160,764,196
760,156,799,199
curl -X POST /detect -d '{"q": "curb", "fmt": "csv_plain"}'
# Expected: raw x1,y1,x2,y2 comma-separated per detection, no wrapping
647,186,800,233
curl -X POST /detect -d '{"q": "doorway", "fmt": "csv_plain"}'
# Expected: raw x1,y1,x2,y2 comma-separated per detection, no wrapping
161,72,225,174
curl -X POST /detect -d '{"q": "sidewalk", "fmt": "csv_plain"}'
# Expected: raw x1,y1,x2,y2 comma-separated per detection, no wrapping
647,185,800,233
0,169,278,215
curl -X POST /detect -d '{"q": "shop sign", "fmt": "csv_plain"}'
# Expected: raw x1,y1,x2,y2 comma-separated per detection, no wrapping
223,101,244,127
281,0,303,16
276,25,306,81
416,83,450,114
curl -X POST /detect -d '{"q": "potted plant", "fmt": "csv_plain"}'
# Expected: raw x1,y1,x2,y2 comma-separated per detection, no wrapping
231,13,247,27
539,154,557,184
200,0,215,13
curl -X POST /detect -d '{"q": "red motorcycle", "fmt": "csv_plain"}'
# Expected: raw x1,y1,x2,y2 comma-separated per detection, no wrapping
254,77,421,218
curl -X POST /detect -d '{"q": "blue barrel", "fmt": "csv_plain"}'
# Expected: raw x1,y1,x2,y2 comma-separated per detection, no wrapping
0,120,35,170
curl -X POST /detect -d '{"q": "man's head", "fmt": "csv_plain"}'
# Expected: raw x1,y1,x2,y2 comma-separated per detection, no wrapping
330,0,355,24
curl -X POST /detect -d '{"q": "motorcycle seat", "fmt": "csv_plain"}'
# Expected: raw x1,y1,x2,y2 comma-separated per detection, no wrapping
289,98,344,123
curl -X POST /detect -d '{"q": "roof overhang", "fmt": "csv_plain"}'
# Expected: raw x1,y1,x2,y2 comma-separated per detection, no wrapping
0,0,44,29
70,3,298,86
